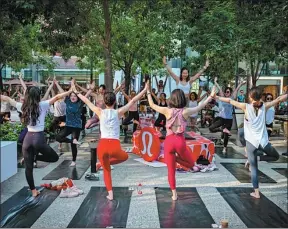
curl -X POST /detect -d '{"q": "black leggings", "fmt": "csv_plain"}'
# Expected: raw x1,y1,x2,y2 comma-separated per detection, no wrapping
209,117,233,147
266,123,273,137
122,111,139,133
22,132,59,190
50,115,66,133
56,126,81,161
154,115,166,131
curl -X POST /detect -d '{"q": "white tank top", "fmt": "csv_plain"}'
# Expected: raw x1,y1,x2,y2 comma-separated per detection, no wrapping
177,82,190,94
244,103,268,148
100,109,120,139
189,100,198,117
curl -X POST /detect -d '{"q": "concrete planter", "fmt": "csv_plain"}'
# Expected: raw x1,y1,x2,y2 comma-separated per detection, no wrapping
1,141,17,182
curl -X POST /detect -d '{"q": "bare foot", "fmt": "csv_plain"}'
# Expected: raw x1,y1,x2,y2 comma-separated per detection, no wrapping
59,122,66,127
106,195,113,201
171,195,178,201
32,189,40,197
250,192,260,199
107,190,113,200
73,139,81,145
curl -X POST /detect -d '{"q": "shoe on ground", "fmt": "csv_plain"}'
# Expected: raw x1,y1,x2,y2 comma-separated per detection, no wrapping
70,161,76,167
70,185,84,195
222,147,227,154
59,188,79,198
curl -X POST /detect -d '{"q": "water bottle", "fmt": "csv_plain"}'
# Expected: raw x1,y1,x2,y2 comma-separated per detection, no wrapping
137,183,143,195
212,155,216,164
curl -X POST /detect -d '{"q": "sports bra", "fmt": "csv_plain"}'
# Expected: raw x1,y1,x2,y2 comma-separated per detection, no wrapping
177,82,190,94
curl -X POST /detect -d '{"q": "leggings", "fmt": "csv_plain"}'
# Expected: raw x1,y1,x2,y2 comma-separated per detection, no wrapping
154,114,166,131
266,123,273,137
246,141,279,189
22,132,59,190
122,111,139,133
50,115,66,133
164,134,195,190
209,117,233,147
56,126,81,161
97,139,128,191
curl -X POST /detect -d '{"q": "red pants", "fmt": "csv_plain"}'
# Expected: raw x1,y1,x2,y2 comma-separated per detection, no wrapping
164,134,195,190
98,139,128,191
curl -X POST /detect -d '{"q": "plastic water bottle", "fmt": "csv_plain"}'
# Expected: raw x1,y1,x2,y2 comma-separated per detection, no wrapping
212,155,216,164
137,183,143,195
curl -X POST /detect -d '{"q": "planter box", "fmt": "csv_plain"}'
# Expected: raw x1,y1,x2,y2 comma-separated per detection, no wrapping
1,141,17,182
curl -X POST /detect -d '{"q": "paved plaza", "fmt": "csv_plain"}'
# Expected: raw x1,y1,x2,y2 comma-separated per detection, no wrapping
1,127,287,228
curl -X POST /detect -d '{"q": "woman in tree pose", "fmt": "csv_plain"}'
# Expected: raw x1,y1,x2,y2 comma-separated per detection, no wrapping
55,79,93,166
162,56,209,101
74,82,148,200
215,87,286,198
147,85,216,201
0,83,72,197
209,78,246,153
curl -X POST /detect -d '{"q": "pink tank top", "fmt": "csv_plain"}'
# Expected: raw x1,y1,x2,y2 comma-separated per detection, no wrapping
166,108,187,136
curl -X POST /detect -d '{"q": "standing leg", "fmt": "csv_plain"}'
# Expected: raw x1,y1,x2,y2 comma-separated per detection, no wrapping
70,128,81,165
164,135,177,200
223,119,233,151
246,141,260,198
132,111,140,133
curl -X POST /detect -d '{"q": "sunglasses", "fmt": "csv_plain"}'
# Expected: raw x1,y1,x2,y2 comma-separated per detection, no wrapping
225,91,231,93
266,97,272,100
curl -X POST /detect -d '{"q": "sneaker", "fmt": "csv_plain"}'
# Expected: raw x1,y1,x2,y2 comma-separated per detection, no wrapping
70,161,76,167
70,185,84,195
33,162,37,168
222,147,227,154
59,188,79,198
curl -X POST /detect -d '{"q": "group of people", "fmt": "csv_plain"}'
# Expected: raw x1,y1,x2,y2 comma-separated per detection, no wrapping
1,56,287,201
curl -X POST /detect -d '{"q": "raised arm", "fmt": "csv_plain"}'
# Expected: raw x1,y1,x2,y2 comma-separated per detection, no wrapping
0,95,17,107
120,88,130,101
49,90,72,105
163,56,180,84
232,81,246,99
19,75,27,94
118,83,148,117
76,83,98,97
196,87,204,102
189,59,209,84
214,77,224,96
154,75,159,90
216,95,246,111
41,81,54,101
183,86,215,118
54,80,65,93
152,91,160,104
76,93,101,118
265,93,288,111
163,75,168,89
146,86,170,117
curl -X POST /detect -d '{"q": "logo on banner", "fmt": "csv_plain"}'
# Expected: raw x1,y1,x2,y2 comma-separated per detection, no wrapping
138,127,160,162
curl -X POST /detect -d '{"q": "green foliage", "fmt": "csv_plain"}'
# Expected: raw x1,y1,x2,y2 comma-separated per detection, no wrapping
0,122,24,141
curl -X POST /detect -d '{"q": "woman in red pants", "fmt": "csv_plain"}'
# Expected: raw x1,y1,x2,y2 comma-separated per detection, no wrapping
75,82,148,200
147,86,216,200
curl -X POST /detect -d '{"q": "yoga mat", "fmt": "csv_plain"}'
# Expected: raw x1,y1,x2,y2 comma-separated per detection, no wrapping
272,168,288,178
134,158,167,167
155,187,215,228
0,187,59,228
215,147,246,159
217,187,288,228
268,155,288,163
67,187,132,228
42,160,90,180
18,161,49,169
229,138,244,147
221,163,277,183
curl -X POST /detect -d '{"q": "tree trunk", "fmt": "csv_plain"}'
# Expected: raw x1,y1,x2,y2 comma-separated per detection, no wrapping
102,0,113,91
0,64,5,90
124,63,132,104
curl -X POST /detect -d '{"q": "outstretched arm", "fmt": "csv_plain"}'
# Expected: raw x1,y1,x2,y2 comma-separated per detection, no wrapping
19,75,27,94
49,90,72,105
118,83,148,117
189,59,209,84
265,93,288,111
120,88,130,102
42,81,54,101
0,95,17,107
163,56,180,84
216,95,246,111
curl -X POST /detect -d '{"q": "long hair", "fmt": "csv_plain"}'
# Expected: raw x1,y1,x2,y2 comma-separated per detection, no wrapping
179,67,189,82
169,89,186,108
22,87,41,126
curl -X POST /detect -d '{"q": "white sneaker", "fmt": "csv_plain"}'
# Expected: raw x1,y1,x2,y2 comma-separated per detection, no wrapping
70,185,84,195
222,147,227,154
59,188,79,198
70,161,76,167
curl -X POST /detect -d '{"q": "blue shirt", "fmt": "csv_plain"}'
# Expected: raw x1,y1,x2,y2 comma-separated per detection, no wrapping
65,97,84,128
218,100,233,119
237,94,245,102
